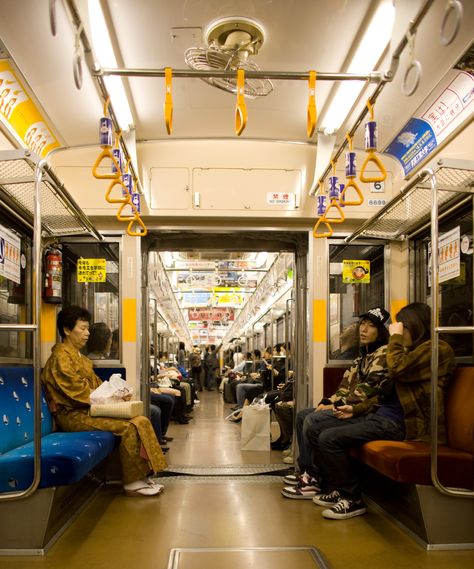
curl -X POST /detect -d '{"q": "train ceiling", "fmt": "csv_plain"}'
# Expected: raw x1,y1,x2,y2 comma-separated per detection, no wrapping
0,0,472,152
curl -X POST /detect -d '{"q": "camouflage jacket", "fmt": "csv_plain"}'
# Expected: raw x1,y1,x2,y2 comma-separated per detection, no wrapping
328,344,389,417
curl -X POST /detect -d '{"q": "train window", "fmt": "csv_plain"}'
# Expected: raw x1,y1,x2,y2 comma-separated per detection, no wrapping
413,202,473,361
0,216,32,360
328,242,386,362
60,240,120,360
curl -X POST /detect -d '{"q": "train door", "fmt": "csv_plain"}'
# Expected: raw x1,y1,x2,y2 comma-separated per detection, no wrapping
140,230,309,467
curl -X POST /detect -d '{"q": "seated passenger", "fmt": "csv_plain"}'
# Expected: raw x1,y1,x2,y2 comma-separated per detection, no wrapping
282,306,390,499
312,302,455,520
42,305,167,497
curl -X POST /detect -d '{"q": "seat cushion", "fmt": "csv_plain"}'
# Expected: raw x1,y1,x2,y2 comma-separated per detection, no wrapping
0,431,116,492
352,440,473,489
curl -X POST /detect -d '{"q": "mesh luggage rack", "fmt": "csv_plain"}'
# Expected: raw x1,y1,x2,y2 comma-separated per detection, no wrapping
346,158,474,242
0,149,101,239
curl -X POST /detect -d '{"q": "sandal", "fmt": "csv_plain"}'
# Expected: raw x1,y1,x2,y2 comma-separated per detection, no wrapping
124,480,163,497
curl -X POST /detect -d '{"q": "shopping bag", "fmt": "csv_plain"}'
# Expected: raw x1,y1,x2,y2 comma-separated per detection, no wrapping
90,373,134,405
240,402,270,451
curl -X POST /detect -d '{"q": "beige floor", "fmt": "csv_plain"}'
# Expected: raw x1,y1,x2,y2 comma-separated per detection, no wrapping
1,390,473,569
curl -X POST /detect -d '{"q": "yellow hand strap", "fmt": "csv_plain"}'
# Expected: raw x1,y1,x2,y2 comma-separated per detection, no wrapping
323,199,345,224
127,215,147,237
92,147,121,180
340,178,364,206
105,178,130,204
313,217,333,238
359,152,387,183
235,69,247,136
116,196,136,221
307,70,317,138
164,67,173,135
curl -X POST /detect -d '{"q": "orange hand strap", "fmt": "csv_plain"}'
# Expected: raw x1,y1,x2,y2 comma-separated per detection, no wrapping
116,196,136,221
340,178,364,206
307,70,317,138
92,147,121,180
324,199,345,224
127,215,147,237
235,69,247,136
164,67,173,135
313,217,333,238
105,178,130,203
359,152,387,183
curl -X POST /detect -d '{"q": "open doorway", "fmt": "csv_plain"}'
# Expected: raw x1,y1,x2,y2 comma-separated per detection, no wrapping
141,230,309,471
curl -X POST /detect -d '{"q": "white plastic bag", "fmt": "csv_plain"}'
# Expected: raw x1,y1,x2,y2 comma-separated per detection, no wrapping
90,373,134,405
240,400,271,451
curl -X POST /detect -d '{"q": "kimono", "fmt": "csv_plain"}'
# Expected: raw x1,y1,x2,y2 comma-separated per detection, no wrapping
42,342,166,484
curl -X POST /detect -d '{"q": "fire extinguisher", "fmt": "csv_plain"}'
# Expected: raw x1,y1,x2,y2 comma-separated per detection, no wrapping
43,246,62,303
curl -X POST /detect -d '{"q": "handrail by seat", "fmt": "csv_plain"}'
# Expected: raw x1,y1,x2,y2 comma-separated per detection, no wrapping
429,170,474,499
0,161,44,503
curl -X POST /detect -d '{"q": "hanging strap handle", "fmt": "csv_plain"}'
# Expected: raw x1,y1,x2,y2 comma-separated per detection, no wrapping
235,69,247,136
313,217,333,238
324,200,345,223
359,153,387,183
116,196,137,221
164,67,173,135
105,178,130,203
340,178,364,206
307,70,317,138
359,100,387,183
92,148,121,179
127,215,148,237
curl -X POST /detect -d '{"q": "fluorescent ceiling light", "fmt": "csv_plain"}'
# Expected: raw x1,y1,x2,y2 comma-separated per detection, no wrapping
320,1,395,134
88,0,134,131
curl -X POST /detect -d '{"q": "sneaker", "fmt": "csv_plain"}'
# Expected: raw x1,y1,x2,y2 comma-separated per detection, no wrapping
321,498,367,520
282,448,293,457
312,490,341,506
283,456,294,464
282,472,302,486
281,478,321,499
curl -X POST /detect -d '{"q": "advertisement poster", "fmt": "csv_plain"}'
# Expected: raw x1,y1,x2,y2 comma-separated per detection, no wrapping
427,226,461,286
77,258,107,283
384,66,473,176
342,260,371,284
0,223,21,284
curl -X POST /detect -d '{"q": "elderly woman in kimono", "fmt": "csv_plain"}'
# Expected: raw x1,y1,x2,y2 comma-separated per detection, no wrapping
42,305,167,497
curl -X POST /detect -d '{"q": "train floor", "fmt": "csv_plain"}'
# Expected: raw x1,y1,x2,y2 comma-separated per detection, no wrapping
1,390,474,569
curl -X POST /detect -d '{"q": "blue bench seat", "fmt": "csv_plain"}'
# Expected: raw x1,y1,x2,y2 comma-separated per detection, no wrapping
0,366,116,493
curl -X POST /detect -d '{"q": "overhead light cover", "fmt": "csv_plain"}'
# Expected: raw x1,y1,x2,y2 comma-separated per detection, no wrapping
88,0,134,131
320,0,395,134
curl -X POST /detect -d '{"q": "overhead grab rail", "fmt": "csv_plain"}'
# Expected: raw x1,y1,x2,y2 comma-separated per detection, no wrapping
0,161,44,503
429,169,474,499
309,0,436,196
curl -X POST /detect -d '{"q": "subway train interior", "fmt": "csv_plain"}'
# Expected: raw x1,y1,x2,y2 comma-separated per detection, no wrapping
0,0,473,567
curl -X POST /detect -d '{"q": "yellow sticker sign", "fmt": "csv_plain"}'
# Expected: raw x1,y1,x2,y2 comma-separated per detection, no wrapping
77,259,107,283
342,260,370,284
0,61,60,157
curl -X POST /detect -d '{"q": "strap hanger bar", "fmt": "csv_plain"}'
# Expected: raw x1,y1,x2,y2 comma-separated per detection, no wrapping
97,68,383,82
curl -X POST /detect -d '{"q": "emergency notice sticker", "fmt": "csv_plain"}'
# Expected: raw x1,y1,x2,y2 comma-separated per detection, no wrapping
77,258,107,283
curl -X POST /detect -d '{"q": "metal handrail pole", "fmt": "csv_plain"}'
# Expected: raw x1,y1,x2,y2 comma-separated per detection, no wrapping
0,161,45,502
430,174,474,498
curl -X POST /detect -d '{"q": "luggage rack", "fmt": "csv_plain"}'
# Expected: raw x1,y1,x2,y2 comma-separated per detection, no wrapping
0,149,102,239
345,158,474,242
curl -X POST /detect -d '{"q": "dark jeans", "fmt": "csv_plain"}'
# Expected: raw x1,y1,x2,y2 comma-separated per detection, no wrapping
191,366,202,390
313,413,405,499
150,392,175,441
301,408,362,478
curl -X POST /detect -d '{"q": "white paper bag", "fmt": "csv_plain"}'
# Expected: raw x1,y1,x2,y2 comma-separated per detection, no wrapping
240,402,271,451
90,374,134,405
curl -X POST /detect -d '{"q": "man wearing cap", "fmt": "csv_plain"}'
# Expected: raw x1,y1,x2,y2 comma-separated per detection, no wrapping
281,306,391,500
